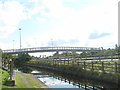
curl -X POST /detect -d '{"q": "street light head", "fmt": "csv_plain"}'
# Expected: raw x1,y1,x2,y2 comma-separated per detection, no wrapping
19,28,21,30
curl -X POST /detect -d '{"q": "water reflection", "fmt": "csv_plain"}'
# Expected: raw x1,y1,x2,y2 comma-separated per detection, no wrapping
38,75,79,88
32,72,101,89
17,66,117,89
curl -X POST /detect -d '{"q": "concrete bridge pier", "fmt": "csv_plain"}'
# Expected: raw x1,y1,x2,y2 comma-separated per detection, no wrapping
56,51,59,59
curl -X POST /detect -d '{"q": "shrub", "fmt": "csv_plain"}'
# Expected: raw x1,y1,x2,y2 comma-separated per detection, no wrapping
1,69,9,84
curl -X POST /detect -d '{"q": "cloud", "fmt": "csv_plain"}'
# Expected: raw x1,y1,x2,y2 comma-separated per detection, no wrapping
22,0,118,49
0,0,118,50
36,17,46,22
89,32,111,39
0,1,27,38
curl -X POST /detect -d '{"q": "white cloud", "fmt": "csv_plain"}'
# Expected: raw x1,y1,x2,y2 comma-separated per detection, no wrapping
0,1,27,38
0,26,15,38
36,17,46,22
0,0,119,51
29,0,118,49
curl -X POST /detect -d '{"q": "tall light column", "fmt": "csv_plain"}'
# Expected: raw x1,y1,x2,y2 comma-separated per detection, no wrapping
19,28,21,49
13,40,14,51
51,39,53,56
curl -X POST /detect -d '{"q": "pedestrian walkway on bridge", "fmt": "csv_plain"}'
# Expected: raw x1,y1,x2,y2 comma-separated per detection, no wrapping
2,46,101,54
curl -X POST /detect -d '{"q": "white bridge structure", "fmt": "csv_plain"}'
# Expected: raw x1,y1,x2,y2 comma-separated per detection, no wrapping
3,47,101,54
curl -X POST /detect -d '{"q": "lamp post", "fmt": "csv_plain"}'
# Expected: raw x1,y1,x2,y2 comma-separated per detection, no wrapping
51,39,53,47
19,28,21,49
51,39,54,62
51,39,53,53
13,40,14,51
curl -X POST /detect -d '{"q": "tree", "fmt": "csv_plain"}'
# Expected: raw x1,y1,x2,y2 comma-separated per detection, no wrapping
2,53,12,68
14,53,31,68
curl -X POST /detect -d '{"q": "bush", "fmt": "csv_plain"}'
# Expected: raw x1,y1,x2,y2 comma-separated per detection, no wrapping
0,69,9,84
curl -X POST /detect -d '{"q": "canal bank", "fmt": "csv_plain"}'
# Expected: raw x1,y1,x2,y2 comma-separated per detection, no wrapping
15,68,103,89
25,63,119,88
2,71,49,88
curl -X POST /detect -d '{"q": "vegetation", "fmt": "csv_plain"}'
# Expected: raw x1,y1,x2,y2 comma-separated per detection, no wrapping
2,53,12,68
26,61,119,85
1,44,120,88
14,53,32,68
46,44,120,59
26,53,120,85
0,69,9,84
2,72,42,88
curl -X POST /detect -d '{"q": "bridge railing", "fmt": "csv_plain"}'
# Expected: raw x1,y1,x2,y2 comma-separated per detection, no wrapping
2,47,101,54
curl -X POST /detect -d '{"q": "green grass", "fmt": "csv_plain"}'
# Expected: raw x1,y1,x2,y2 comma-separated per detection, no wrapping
0,69,9,84
2,72,42,88
0,69,9,90
29,59,120,74
27,59,120,78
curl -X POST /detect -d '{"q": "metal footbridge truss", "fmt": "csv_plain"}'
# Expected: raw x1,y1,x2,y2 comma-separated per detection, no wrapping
2,47,101,54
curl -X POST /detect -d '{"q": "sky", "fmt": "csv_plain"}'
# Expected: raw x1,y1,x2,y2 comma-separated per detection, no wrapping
0,0,119,52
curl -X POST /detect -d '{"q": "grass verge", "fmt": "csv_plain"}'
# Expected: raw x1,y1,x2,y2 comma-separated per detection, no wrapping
0,69,9,84
2,72,42,88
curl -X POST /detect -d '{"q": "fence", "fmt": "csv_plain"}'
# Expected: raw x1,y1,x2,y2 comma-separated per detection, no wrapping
27,58,120,74
77,61,120,73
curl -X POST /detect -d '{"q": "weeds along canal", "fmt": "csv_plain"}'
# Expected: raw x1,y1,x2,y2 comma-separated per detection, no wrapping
15,66,117,89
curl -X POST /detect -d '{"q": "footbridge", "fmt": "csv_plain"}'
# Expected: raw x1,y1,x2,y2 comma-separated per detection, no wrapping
2,47,101,54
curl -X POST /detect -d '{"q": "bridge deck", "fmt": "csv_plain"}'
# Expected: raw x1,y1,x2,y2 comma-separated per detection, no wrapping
2,47,100,54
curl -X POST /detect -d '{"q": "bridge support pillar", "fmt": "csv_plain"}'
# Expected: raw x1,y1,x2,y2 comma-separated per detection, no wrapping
55,51,59,59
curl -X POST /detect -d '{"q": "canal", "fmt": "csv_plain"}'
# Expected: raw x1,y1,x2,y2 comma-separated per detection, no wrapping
16,66,117,89
31,71,100,89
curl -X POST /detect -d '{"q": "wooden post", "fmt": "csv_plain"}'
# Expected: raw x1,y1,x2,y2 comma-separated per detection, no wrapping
61,59,62,65
77,61,79,66
111,51,113,61
60,59,61,65
118,63,120,73
68,58,69,65
99,54,101,62
101,62,104,72
72,60,73,66
55,60,56,65
59,59,60,66
64,59,65,65
91,61,94,71
53,59,55,65
115,62,117,73
52,59,54,66
84,61,86,70
99,49,101,62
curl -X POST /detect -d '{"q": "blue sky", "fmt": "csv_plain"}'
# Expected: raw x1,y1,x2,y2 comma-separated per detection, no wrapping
0,0,118,52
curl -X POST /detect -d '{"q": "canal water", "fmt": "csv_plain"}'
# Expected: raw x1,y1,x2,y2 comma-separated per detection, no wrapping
15,67,116,89
15,69,102,89
31,71,101,89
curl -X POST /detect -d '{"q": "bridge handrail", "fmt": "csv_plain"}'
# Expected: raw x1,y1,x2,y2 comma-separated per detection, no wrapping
2,47,100,53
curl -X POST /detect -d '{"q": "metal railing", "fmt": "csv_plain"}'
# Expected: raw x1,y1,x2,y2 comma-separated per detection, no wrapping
2,47,100,54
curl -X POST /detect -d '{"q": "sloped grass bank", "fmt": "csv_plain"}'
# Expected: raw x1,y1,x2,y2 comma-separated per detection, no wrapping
2,72,42,88
0,69,9,84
